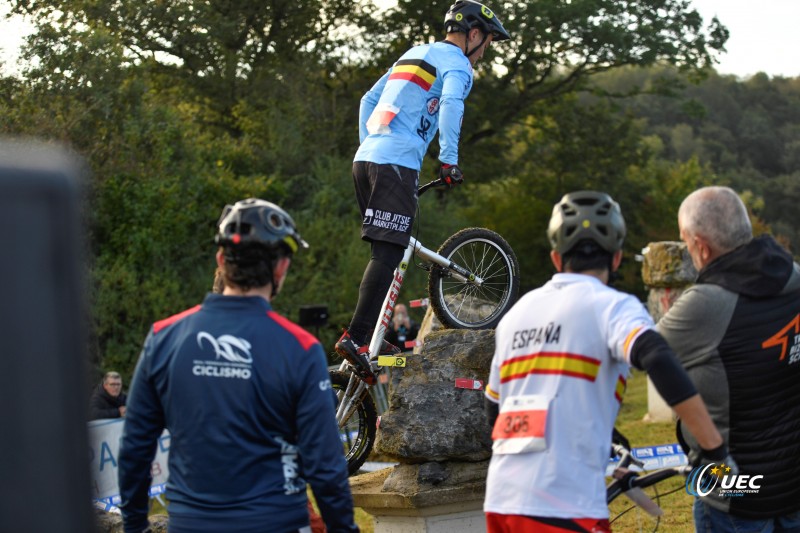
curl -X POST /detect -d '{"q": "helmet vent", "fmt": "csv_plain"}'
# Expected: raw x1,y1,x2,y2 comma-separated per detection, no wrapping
265,211,286,231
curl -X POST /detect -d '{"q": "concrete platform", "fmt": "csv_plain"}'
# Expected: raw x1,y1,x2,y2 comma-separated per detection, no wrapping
350,464,488,533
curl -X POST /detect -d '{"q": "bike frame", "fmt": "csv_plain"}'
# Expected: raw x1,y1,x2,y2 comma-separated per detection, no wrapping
334,204,487,427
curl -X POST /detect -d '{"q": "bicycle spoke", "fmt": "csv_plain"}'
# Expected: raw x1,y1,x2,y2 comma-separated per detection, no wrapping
429,230,519,330
442,246,509,310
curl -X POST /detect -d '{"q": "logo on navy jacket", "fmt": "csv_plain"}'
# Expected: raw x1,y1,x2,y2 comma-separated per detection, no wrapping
193,332,253,379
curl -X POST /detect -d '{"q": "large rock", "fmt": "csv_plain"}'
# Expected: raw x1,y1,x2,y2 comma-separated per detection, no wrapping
381,460,490,498
641,241,697,288
642,241,697,323
94,509,168,532
375,328,494,462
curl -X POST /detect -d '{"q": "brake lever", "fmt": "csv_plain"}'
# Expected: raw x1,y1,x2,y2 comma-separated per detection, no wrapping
623,487,664,517
611,468,664,517
612,444,645,470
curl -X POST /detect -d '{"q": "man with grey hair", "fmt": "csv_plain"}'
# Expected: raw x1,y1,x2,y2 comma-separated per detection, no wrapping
658,186,800,531
678,186,753,269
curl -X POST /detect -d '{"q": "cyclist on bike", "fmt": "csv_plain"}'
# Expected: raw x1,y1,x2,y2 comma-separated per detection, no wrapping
118,199,357,533
336,0,511,383
483,191,729,533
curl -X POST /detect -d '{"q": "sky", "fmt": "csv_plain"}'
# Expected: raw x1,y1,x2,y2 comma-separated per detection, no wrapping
1,0,798,78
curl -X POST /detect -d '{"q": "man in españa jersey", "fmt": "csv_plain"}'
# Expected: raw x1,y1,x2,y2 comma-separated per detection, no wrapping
335,0,511,382
118,199,358,533
483,191,731,533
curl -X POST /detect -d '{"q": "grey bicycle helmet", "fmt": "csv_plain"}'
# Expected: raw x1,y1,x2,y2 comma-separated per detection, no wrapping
547,191,626,255
444,0,511,41
215,198,308,254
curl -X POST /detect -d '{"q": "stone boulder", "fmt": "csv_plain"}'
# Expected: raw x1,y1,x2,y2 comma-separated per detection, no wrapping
642,241,698,323
641,241,697,288
375,328,494,463
94,509,168,532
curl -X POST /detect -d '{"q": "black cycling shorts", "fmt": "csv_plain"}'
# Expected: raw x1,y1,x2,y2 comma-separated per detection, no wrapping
353,161,418,247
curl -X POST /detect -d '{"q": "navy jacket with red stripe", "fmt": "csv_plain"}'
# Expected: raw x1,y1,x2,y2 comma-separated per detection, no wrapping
118,294,357,533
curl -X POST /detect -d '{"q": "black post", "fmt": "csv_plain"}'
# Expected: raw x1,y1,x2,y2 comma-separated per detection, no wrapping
0,140,94,533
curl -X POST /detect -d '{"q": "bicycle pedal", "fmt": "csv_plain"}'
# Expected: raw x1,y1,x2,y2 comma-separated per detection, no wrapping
356,367,378,386
342,359,377,385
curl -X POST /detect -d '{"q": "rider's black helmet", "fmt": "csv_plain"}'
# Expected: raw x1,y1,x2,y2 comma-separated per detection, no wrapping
547,191,626,255
215,198,308,254
444,0,511,41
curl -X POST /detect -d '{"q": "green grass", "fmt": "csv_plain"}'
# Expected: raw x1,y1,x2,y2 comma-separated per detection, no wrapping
310,491,374,533
608,369,695,532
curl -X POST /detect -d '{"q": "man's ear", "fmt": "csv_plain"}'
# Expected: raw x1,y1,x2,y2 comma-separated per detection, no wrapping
696,236,713,265
274,256,292,282
611,249,623,272
216,249,225,269
550,250,562,272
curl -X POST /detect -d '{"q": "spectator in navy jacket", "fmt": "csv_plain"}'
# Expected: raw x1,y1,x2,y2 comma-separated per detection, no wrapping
118,199,358,533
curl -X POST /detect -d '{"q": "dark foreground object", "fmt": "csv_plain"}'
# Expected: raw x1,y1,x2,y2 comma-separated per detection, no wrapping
0,139,94,533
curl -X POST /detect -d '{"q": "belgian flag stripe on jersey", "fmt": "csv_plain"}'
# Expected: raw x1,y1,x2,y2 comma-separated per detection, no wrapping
389,59,437,90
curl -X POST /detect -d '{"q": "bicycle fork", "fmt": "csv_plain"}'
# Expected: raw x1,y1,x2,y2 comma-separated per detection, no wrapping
335,370,369,427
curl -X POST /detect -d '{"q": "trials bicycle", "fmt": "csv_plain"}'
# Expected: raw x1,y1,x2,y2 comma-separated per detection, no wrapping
607,438,693,532
332,177,520,475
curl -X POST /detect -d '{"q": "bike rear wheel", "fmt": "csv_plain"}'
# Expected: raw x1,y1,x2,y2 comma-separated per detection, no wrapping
428,227,520,329
330,370,377,476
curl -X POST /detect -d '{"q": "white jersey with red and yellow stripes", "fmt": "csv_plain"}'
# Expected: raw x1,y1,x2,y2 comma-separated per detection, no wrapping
484,273,652,519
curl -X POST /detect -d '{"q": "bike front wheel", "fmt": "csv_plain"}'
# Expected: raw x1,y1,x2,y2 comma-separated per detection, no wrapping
428,227,520,329
330,370,377,476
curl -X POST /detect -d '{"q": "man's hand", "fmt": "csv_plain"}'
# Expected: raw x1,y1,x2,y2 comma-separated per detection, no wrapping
439,164,464,188
696,442,739,476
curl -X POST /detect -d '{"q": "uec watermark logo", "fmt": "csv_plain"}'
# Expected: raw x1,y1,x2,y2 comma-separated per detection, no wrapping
686,463,763,497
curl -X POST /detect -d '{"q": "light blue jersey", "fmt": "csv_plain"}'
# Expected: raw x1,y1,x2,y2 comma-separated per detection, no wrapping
355,41,473,170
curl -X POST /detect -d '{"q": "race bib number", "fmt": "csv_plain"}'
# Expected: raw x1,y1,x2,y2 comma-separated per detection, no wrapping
491,394,549,455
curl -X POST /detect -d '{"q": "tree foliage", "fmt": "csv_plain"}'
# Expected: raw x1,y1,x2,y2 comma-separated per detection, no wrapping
3,0,799,382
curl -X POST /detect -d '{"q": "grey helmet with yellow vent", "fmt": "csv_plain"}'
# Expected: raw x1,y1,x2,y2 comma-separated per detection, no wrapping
215,198,308,255
547,191,626,255
444,0,511,42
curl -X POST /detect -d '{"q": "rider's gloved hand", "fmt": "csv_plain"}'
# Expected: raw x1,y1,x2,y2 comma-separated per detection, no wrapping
695,442,739,476
439,163,464,188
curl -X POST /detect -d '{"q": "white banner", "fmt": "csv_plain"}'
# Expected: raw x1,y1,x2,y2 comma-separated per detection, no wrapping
88,418,170,508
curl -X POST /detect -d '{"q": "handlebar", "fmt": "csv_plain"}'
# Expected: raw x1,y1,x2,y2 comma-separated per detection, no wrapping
611,443,645,470
610,464,693,493
418,178,447,196
607,443,692,505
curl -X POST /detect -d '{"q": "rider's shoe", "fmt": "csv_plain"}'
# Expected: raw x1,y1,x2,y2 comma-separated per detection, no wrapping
335,330,378,385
